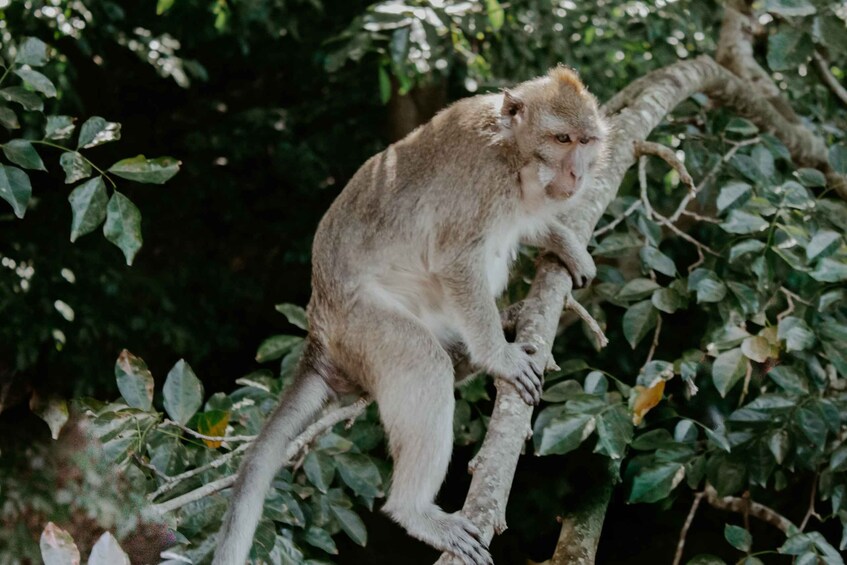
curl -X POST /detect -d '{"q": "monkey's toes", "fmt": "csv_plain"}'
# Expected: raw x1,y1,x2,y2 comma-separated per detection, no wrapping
445,515,493,565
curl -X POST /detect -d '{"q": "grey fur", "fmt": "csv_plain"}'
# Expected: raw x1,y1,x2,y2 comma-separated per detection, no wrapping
213,68,607,565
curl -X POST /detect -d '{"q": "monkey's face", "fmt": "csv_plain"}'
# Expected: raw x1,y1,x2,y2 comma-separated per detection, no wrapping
502,66,608,201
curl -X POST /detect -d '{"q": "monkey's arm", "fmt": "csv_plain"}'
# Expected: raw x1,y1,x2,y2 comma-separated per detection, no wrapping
443,259,543,404
540,222,596,288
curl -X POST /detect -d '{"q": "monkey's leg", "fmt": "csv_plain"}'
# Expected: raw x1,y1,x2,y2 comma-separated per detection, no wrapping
544,222,597,288
335,300,493,565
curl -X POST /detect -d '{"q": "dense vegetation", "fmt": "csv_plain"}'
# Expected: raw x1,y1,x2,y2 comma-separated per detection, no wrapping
1,1,846,564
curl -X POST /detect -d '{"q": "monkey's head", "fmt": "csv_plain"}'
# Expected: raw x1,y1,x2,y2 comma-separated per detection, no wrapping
500,65,608,200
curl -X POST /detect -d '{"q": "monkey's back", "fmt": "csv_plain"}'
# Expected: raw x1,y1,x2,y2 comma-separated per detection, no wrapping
308,95,517,331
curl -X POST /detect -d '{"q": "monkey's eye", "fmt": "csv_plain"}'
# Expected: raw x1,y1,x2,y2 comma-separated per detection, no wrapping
555,133,572,144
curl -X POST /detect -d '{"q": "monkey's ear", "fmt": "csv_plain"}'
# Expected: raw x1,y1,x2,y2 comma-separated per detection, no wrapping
500,90,524,126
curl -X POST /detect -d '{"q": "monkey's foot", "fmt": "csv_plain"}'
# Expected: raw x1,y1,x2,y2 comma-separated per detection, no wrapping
388,506,493,565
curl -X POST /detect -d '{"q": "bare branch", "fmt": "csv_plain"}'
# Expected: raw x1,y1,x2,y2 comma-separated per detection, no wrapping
151,397,371,515
148,443,251,501
565,295,608,349
593,199,641,237
672,492,705,565
813,51,847,107
704,485,796,534
634,140,694,191
160,419,256,443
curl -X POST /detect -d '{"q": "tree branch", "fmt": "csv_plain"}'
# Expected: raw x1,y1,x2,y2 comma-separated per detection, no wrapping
437,38,843,560
813,51,847,108
703,485,796,535
150,397,371,515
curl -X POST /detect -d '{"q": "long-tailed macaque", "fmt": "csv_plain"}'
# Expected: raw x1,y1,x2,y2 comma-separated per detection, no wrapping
214,66,608,565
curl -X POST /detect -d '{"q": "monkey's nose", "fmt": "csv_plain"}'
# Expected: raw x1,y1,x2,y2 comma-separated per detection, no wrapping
578,136,590,144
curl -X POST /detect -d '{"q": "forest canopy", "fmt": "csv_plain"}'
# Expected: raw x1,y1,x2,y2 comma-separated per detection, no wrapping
1,0,846,564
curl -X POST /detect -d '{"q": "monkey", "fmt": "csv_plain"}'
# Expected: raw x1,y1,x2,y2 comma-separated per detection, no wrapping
213,66,608,565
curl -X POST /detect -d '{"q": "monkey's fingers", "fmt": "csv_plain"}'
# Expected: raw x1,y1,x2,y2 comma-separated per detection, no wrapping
450,516,493,565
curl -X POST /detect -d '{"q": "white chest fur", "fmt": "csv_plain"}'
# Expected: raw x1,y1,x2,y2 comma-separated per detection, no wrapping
484,211,550,295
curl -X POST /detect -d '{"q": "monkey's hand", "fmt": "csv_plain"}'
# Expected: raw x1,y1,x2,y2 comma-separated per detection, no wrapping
555,245,596,289
544,224,597,288
489,343,544,405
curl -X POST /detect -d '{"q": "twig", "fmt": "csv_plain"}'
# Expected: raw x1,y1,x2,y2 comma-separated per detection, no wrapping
777,288,795,322
798,475,822,531
638,156,720,257
813,51,847,107
133,454,171,482
151,397,371,515
592,199,641,237
703,484,796,534
672,492,705,565
634,140,695,192
738,360,753,407
161,419,256,443
645,315,662,364
148,442,251,501
565,295,609,348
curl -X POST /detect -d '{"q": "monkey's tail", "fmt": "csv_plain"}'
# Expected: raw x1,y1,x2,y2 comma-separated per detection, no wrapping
212,342,333,565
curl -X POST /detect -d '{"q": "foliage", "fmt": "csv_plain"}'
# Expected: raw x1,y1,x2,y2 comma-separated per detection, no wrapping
2,0,847,563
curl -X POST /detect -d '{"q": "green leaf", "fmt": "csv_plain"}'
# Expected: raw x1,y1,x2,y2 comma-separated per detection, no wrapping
157,0,176,14
114,349,154,411
712,348,746,397
108,154,180,184
68,177,108,242
717,182,752,213
830,445,847,473
725,118,758,136
303,526,338,555
304,450,336,493
3,139,46,170
721,210,768,234
794,168,826,188
45,115,75,140
640,246,677,276
0,86,43,111
275,303,308,330
741,336,770,363
617,278,661,301
819,15,847,55
0,163,32,218
584,371,607,395
39,522,81,565
378,65,391,105
542,379,583,402
163,359,204,425
674,420,698,443
330,504,367,546
689,269,727,303
768,28,813,71
806,230,841,261
77,117,121,149
768,429,790,464
777,317,815,352
0,106,19,129
14,68,56,97
796,407,827,446
59,151,92,184
652,287,685,314
538,413,593,455
255,334,302,362
729,240,766,263
809,258,847,282
728,282,759,316
88,532,130,565
485,0,505,30
724,524,752,552
765,0,816,16
335,453,382,498
595,404,633,459
263,489,305,526
103,192,143,265
686,555,726,565
594,231,642,257
622,300,658,349
628,462,684,503
706,427,731,452
830,144,847,174
17,37,49,66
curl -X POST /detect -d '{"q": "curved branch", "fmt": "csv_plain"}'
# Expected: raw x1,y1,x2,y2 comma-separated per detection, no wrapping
437,47,844,562
813,51,847,107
